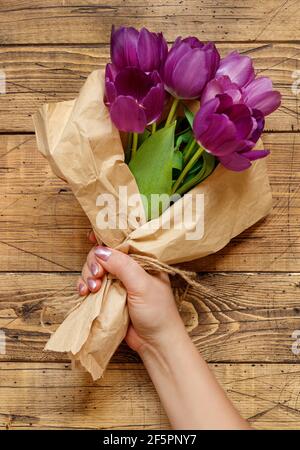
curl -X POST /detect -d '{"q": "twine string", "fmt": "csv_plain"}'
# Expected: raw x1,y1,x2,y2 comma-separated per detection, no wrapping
40,254,212,331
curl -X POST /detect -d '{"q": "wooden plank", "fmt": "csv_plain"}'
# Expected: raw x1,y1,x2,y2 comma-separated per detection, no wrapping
187,132,300,271
0,133,299,272
0,1,299,44
0,361,300,429
0,362,168,430
0,43,298,132
0,135,91,272
0,272,300,363
0,0,298,434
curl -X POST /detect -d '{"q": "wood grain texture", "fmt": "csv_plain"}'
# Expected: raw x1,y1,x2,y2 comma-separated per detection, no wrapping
0,133,298,272
0,43,298,132
0,272,299,363
187,132,300,271
0,0,299,431
0,0,299,44
0,362,300,429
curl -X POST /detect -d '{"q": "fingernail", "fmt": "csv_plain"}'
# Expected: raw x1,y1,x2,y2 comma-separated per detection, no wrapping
87,278,97,291
79,283,86,295
91,263,99,276
94,246,112,261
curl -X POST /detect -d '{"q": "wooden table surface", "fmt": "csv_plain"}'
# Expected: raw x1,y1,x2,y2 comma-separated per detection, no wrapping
0,0,299,430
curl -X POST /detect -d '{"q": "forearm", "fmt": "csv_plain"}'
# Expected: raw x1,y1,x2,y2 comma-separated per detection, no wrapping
139,323,251,430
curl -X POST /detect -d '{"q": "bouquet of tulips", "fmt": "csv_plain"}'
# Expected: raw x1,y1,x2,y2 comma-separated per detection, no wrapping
105,27,280,220
34,26,280,380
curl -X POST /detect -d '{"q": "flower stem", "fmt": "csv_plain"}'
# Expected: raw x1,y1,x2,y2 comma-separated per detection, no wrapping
183,138,197,164
151,122,157,134
176,163,207,196
165,97,180,127
131,132,138,159
125,132,133,163
172,145,205,194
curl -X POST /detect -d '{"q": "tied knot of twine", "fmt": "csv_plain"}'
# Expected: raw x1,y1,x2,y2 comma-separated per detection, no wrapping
41,253,211,332
130,254,205,290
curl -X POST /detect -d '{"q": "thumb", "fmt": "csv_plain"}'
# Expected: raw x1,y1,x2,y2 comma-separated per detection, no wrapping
94,246,149,294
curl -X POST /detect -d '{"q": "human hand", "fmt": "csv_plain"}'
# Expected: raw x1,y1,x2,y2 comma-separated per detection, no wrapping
77,232,186,353
77,234,249,430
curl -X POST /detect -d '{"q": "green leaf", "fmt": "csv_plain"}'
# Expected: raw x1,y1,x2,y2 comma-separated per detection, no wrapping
129,124,176,220
172,149,183,181
172,149,183,171
185,158,203,180
175,130,193,151
201,151,216,179
184,107,194,128
138,128,151,146
175,151,216,196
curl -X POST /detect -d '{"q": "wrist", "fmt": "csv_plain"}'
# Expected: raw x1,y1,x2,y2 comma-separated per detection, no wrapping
138,318,191,367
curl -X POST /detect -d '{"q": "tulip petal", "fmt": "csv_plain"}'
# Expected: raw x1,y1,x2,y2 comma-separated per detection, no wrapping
216,51,255,88
164,38,219,99
197,113,237,153
193,97,220,137
201,76,242,105
182,36,204,48
243,76,273,96
242,77,281,115
110,95,147,133
216,93,234,112
105,80,117,105
142,83,165,124
249,109,265,143
163,39,190,91
244,90,281,116
158,33,169,70
114,67,153,101
105,63,116,82
225,103,254,139
148,70,162,85
216,138,254,157
219,152,252,171
171,48,209,98
201,78,224,104
204,42,220,79
137,28,160,72
122,28,139,66
111,26,139,69
240,149,270,161
105,64,117,104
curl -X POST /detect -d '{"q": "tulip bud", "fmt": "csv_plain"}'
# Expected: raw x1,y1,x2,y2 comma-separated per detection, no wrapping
201,75,242,105
105,65,165,133
216,51,255,88
193,94,269,171
242,77,281,116
163,37,220,99
111,26,168,73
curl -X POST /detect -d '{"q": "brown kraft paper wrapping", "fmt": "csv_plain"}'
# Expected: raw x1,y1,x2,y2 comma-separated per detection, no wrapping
33,70,272,380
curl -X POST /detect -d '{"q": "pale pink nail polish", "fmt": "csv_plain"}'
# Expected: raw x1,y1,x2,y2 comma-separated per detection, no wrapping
91,263,99,276
87,278,97,291
94,246,112,261
79,283,86,295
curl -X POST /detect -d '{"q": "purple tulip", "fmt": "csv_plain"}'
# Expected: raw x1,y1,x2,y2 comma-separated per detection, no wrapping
242,76,281,116
111,26,168,73
105,64,165,133
163,37,220,99
201,75,242,105
216,51,255,88
193,94,269,171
